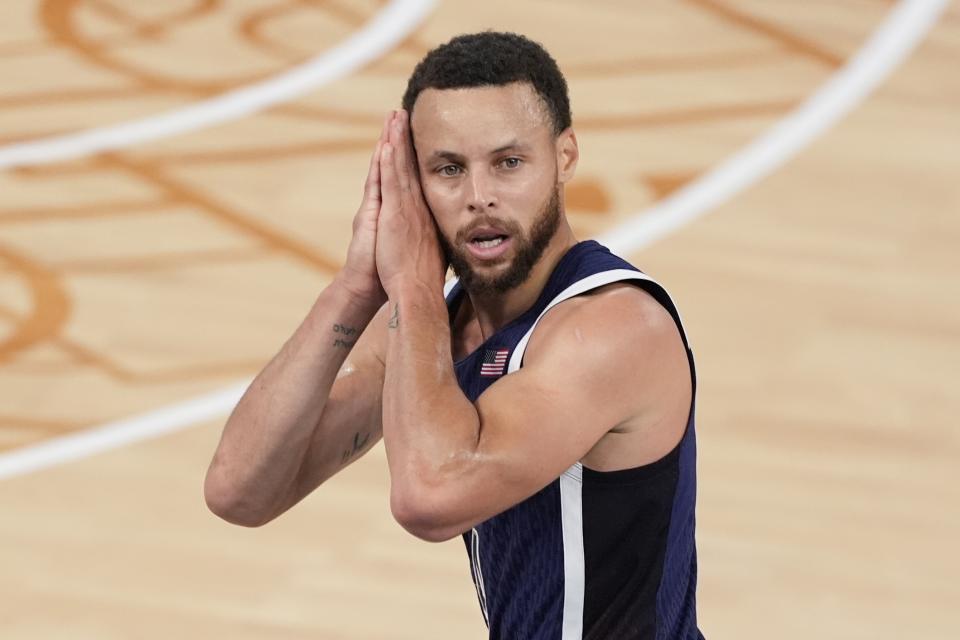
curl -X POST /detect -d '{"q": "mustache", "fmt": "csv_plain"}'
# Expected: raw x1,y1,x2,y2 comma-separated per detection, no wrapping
455,216,524,244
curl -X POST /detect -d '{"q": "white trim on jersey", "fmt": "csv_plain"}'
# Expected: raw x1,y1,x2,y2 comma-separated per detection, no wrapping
503,268,691,639
470,527,490,627
507,268,691,374
443,276,460,298
447,267,690,638
560,463,586,639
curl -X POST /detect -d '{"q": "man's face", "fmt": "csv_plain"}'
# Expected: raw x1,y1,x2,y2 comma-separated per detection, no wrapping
410,82,564,295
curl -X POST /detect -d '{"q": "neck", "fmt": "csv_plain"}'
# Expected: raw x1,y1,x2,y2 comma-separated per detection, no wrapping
462,220,578,340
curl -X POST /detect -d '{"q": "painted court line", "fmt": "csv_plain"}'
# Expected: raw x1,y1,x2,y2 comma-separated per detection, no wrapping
597,0,950,254
0,0,437,170
0,0,949,480
0,383,251,480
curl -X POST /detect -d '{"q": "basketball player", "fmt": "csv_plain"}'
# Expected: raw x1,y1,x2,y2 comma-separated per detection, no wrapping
205,32,704,639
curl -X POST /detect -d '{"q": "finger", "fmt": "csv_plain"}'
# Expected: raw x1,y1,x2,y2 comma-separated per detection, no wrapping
379,110,394,145
387,108,401,145
361,111,394,200
379,143,398,211
391,113,411,194
399,110,425,200
361,139,383,202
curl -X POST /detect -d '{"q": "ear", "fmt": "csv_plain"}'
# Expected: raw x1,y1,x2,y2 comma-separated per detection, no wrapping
555,128,579,184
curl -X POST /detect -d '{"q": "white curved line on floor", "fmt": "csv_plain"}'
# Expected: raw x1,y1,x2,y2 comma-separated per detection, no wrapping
0,0,948,480
0,0,437,169
596,0,949,253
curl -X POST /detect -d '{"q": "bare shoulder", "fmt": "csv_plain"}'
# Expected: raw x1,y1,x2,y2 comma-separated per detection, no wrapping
524,281,682,368
522,280,691,465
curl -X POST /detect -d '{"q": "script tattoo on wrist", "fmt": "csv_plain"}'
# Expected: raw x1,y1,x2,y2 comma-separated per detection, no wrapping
333,323,359,349
341,431,371,465
388,304,399,329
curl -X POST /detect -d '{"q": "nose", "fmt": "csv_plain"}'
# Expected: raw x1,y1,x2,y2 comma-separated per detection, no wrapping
466,170,497,213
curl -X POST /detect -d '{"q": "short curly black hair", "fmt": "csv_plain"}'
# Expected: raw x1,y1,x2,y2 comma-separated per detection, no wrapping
402,31,571,135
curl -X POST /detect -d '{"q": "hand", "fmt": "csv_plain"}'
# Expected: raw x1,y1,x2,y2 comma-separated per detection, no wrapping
375,110,447,298
338,111,394,309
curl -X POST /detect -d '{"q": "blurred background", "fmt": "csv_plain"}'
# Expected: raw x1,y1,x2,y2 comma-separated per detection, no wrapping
0,1,957,638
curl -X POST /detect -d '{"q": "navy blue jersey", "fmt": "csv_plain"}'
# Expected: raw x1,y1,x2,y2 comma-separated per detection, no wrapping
445,240,703,640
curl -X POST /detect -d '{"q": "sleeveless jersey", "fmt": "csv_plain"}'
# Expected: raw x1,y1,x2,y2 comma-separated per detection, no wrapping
444,240,704,640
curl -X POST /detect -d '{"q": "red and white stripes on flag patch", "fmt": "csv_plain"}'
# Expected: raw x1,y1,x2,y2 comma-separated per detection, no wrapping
480,348,509,377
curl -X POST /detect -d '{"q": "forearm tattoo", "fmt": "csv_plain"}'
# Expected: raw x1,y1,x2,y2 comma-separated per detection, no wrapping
333,322,359,349
387,304,399,329
341,431,371,465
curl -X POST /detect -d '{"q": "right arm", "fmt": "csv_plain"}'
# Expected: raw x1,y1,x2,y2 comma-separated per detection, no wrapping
203,287,388,527
204,112,396,527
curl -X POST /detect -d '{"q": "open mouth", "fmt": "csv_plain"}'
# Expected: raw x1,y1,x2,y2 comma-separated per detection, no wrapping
471,234,508,249
466,233,512,259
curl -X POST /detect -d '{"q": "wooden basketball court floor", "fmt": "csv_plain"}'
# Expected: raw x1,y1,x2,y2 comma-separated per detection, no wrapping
0,1,957,638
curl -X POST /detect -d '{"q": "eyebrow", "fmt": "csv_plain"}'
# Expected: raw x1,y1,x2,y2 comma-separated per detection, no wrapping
428,140,529,163
491,140,526,154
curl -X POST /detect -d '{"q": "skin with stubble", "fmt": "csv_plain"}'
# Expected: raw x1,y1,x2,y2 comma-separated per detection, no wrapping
409,82,575,306
439,187,560,296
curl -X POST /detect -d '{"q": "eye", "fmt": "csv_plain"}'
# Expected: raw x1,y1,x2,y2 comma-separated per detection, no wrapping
438,164,462,177
499,157,522,169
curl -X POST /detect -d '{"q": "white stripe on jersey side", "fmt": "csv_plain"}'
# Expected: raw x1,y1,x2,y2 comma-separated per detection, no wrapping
506,268,690,375
470,528,490,627
449,269,684,636
560,462,586,639
503,268,689,638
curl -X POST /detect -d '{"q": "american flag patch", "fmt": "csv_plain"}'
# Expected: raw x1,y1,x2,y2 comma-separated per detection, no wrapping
480,348,509,377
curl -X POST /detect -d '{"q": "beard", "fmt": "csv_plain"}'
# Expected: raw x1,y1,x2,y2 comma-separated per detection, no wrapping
438,186,561,296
